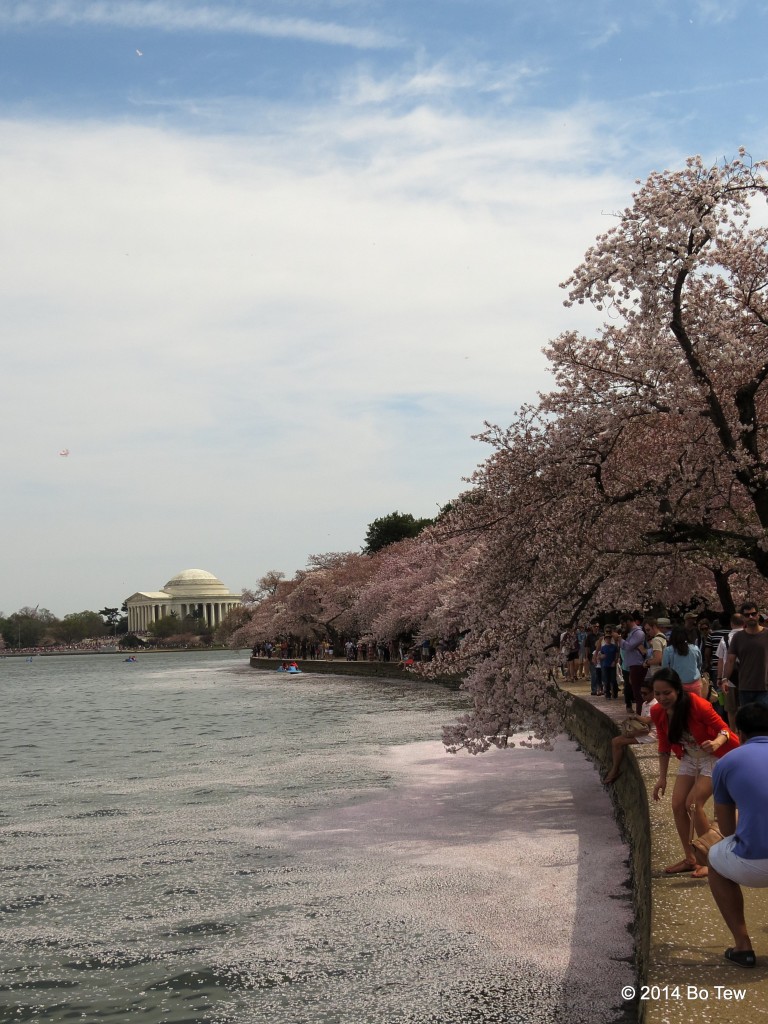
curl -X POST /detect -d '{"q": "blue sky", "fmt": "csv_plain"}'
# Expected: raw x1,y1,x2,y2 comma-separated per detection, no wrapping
2,0,767,617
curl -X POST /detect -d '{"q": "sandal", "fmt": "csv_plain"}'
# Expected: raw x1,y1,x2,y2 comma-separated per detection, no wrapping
724,948,756,968
664,859,695,874
691,865,709,879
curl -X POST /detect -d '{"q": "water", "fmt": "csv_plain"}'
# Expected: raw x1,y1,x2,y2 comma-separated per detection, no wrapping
1,652,633,1023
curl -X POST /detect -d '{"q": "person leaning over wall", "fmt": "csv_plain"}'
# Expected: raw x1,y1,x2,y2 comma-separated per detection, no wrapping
651,668,739,879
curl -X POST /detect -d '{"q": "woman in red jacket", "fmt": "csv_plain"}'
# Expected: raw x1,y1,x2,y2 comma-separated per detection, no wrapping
651,667,739,878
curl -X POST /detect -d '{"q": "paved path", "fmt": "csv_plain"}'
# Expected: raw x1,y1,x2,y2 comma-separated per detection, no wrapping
567,679,768,1023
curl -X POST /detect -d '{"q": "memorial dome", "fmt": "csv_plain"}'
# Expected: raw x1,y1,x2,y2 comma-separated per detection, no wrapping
126,569,241,632
163,569,232,596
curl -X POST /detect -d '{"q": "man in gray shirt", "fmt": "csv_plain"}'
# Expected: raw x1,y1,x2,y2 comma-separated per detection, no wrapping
724,602,768,710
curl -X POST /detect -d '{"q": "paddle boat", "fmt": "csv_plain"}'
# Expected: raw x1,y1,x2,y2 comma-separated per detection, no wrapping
277,660,302,674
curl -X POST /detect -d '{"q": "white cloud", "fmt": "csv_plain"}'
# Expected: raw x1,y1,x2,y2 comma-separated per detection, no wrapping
691,0,745,26
341,59,542,107
583,20,620,49
0,96,641,612
0,0,398,49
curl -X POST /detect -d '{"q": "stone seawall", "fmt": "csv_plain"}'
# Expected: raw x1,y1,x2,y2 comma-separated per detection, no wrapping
565,684,768,1024
564,694,651,1020
249,656,462,687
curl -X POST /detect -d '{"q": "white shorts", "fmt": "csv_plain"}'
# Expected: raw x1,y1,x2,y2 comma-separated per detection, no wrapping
708,834,768,887
677,750,716,777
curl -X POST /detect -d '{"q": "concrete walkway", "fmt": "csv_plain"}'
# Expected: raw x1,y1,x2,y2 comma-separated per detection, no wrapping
567,679,768,1023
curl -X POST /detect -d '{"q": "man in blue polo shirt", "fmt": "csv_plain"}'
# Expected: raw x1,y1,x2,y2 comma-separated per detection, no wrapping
707,702,768,968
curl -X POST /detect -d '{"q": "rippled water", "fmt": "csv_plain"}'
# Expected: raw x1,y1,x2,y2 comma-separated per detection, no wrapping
1,652,632,1024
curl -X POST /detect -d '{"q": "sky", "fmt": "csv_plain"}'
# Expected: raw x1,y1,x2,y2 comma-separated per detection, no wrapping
2,0,768,617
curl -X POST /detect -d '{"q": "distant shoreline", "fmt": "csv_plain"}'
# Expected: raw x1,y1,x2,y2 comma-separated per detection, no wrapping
1,647,250,658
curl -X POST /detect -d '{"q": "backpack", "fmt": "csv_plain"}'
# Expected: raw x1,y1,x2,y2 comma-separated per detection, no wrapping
724,632,740,688
645,633,667,682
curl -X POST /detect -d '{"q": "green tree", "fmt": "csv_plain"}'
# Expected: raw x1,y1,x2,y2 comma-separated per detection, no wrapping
363,511,433,554
147,612,210,641
215,605,251,644
146,613,183,639
119,632,147,649
99,606,129,637
54,611,108,644
1,607,59,648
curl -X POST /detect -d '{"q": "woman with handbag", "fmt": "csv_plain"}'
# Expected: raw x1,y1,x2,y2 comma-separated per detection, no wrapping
651,668,739,878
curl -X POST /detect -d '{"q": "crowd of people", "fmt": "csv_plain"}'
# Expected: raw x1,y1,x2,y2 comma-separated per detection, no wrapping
569,603,768,969
251,634,457,665
0,639,120,656
251,639,337,660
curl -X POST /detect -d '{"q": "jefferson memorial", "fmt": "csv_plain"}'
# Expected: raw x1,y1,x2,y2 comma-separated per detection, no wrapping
125,569,241,632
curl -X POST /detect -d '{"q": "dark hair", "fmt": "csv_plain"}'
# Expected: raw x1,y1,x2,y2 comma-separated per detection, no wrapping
740,601,758,614
735,702,768,738
653,667,690,744
668,625,689,657
630,609,643,624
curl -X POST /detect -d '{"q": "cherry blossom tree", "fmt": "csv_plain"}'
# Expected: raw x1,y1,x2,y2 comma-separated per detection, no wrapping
229,552,379,650
434,151,768,750
352,530,476,647
232,152,768,755
557,150,768,576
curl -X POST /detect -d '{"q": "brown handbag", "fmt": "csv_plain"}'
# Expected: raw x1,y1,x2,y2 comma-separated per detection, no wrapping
689,803,724,866
620,716,650,738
